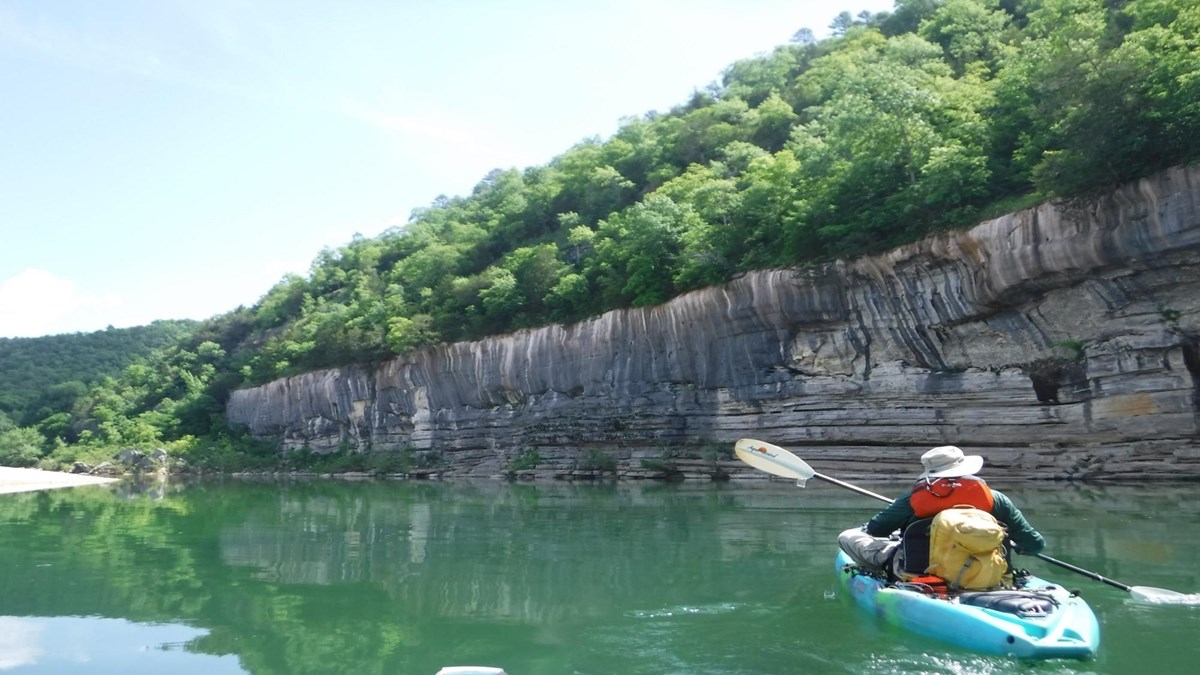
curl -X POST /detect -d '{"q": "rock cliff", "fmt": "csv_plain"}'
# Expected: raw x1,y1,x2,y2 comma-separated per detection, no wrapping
226,165,1200,480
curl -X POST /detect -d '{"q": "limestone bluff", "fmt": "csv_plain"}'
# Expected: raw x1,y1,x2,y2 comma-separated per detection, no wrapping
227,165,1200,481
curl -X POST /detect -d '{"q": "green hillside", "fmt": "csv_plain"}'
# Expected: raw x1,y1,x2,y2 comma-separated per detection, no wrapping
0,321,196,421
3,0,1198,470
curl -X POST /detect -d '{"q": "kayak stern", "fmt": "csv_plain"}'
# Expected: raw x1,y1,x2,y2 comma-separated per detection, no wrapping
836,550,1100,660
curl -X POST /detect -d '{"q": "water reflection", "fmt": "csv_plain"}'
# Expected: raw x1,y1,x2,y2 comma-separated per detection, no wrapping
0,479,1197,674
0,615,242,674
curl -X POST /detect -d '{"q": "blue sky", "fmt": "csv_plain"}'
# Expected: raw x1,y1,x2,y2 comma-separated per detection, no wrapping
0,0,894,338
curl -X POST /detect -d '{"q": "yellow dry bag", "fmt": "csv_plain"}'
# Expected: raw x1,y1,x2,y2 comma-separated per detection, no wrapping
927,505,1009,590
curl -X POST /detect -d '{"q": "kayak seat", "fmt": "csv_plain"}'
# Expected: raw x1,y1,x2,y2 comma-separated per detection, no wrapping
958,590,1060,617
896,518,934,576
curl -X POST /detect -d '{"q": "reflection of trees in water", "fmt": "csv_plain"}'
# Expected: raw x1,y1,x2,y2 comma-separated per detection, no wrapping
2,480,1197,674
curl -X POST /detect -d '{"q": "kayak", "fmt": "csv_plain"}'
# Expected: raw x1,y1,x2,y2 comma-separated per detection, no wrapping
835,550,1100,660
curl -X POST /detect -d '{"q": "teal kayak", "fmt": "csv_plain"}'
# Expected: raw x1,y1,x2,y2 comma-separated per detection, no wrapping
835,550,1100,660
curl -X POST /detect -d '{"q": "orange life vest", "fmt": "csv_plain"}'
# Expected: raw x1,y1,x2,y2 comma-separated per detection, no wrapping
909,476,994,518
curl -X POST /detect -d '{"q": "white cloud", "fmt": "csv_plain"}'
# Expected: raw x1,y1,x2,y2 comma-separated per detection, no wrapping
0,616,43,669
0,269,123,338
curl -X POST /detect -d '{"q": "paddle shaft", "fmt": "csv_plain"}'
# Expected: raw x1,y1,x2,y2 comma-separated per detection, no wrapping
1030,551,1132,592
811,471,893,504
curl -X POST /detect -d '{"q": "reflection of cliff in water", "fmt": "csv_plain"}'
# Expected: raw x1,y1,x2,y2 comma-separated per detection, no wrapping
211,479,1200,622
215,481,832,623
3,480,1198,675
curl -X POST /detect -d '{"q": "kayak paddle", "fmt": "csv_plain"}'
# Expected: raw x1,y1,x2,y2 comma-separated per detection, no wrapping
1028,550,1196,603
733,438,892,503
734,438,1198,604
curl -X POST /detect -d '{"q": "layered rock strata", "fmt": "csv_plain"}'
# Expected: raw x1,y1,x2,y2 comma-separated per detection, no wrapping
227,166,1200,480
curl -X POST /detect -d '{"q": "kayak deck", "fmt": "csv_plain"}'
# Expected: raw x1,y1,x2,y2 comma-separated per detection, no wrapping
835,550,1100,660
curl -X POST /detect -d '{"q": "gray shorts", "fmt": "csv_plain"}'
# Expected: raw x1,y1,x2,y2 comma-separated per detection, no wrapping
838,527,900,575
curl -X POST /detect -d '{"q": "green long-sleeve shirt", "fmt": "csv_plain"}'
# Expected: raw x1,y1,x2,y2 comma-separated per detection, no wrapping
865,488,1046,555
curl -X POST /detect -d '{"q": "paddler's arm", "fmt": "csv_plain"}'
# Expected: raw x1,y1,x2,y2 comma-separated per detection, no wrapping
865,494,915,537
992,490,1046,555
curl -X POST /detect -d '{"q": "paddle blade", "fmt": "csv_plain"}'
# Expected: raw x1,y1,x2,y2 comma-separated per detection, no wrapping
734,439,816,483
1130,586,1200,605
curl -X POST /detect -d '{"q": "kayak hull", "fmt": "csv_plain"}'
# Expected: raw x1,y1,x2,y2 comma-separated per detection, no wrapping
835,550,1099,660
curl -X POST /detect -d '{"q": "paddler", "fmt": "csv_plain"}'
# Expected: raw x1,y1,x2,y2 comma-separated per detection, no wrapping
838,445,1045,580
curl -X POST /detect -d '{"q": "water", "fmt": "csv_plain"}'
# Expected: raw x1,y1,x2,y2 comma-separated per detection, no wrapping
0,478,1198,674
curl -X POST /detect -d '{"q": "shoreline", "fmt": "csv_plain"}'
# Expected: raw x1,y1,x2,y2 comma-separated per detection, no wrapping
0,467,118,495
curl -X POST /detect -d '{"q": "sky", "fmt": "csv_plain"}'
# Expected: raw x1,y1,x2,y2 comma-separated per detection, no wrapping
0,0,895,339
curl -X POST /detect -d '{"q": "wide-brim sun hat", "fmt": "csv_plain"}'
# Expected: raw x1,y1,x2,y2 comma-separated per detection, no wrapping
920,445,984,479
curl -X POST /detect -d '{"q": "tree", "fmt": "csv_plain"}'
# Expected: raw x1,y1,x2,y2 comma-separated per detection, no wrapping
582,166,636,221
878,0,947,36
589,195,703,307
994,0,1200,195
476,244,571,330
788,29,994,255
656,161,746,274
386,314,438,354
790,28,816,46
0,426,45,466
735,149,807,266
392,243,464,301
723,47,800,107
918,0,1014,76
605,118,665,190
661,97,753,167
750,93,800,152
479,268,522,329
830,11,855,36
546,273,593,323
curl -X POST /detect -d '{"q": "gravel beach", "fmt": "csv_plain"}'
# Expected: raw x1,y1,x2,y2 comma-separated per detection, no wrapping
0,467,118,495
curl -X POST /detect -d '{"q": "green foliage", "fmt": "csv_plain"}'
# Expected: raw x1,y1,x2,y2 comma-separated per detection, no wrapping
1055,339,1087,361
167,433,286,472
7,1,1200,471
0,321,196,422
0,425,46,466
701,442,734,463
510,448,542,471
992,0,1200,195
918,0,1013,76
577,449,617,473
638,459,675,473
1157,303,1183,328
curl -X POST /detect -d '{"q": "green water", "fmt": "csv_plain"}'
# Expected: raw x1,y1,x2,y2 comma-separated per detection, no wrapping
0,478,1197,674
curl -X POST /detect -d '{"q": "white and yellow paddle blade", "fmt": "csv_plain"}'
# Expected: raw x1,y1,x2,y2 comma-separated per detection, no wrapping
734,439,816,485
